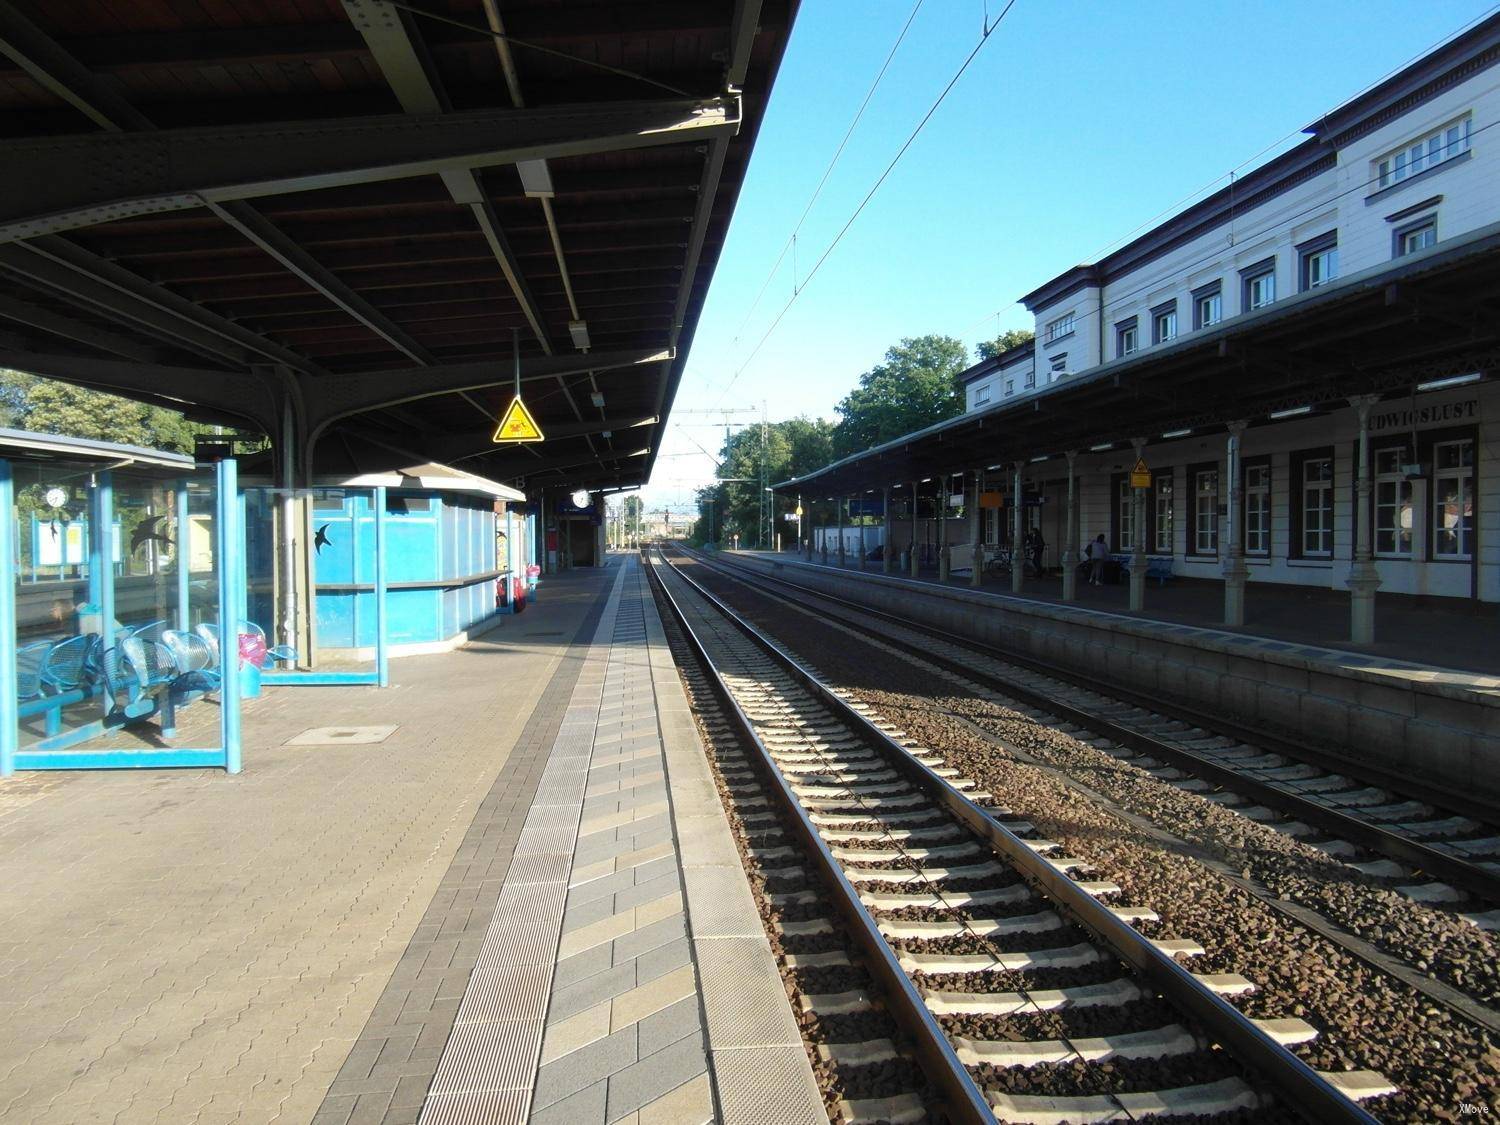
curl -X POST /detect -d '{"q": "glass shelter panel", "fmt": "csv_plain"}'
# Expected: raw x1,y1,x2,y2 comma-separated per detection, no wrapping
244,486,388,687
3,455,241,772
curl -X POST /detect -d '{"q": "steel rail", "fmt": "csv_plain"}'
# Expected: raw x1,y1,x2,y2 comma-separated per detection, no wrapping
653,548,1379,1125
640,550,997,1125
689,548,1500,903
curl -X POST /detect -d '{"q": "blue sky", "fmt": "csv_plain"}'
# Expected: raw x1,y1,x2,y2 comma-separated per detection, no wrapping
635,0,1496,516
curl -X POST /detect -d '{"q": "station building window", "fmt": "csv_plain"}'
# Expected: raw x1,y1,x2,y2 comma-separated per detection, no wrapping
1190,465,1218,555
1151,301,1177,345
1433,438,1474,559
1374,447,1414,557
1004,378,1014,397
1153,475,1174,554
1049,353,1068,381
1298,232,1339,291
1113,474,1138,553
1244,459,1271,555
1192,282,1222,330
1241,259,1276,310
1024,367,1036,389
1045,313,1075,342
1375,115,1470,189
1116,317,1138,357
1288,448,1334,559
974,383,991,406
1395,217,1437,258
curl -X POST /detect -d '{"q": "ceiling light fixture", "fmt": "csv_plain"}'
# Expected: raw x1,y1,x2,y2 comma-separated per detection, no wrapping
569,320,591,352
1268,405,1312,419
1416,372,1482,392
1161,428,1192,439
517,159,554,198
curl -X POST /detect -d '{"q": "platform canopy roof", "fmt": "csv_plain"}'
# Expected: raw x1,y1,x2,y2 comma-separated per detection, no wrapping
776,223,1500,497
0,0,796,494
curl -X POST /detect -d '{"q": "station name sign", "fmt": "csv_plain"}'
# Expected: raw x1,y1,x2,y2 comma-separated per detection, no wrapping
1369,398,1477,433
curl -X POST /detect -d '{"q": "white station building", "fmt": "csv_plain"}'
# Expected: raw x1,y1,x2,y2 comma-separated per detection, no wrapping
778,15,1500,639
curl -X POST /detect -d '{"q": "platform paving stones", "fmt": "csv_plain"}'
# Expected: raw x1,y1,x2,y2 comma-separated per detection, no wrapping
0,566,617,1125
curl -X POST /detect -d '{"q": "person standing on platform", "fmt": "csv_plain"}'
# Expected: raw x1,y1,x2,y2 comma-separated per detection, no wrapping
1087,534,1109,585
1027,527,1046,576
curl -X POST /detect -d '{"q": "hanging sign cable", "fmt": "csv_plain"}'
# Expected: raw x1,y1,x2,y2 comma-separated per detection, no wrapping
493,327,546,443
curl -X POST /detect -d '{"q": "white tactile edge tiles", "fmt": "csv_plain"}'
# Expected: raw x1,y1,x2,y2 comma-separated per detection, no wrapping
418,564,627,1123
636,561,827,1125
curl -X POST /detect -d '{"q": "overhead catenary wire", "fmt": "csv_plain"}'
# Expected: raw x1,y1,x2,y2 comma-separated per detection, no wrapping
730,0,929,343
716,1,1020,403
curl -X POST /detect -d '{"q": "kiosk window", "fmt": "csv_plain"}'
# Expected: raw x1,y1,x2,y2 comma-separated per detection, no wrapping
1301,457,1334,557
1433,439,1474,559
1374,447,1413,556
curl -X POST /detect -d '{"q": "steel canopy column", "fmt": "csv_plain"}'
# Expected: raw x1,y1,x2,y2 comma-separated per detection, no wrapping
95,472,116,686
1062,451,1079,602
1011,464,1025,594
837,496,846,568
970,471,983,588
909,481,920,578
882,487,893,574
1348,394,1382,644
215,458,243,774
858,497,868,571
175,481,191,630
1129,438,1147,612
938,477,951,582
1223,421,1249,626
375,485,390,687
0,459,16,777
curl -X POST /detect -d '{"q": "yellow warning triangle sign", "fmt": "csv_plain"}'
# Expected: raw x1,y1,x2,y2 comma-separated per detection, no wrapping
492,396,545,443
1131,457,1149,475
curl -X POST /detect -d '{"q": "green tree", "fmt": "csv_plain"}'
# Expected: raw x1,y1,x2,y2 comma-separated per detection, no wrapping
831,335,968,458
0,369,210,453
692,415,834,549
621,495,644,540
975,328,1034,360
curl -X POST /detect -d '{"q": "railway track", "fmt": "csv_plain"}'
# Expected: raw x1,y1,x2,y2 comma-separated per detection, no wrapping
646,547,1392,1124
683,548,1500,919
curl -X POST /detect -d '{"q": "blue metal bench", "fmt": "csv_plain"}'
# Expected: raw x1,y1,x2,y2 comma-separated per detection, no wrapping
100,637,182,737
15,635,103,736
195,621,297,668
161,629,220,697
1117,554,1175,586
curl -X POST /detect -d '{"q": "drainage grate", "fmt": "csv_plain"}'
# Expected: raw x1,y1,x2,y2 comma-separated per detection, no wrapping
518,630,564,637
285,725,399,746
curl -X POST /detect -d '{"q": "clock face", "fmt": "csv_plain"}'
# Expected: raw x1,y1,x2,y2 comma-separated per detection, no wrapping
44,487,67,509
570,489,590,509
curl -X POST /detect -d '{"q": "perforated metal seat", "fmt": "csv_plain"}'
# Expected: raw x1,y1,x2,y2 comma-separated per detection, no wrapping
41,634,99,692
17,640,50,702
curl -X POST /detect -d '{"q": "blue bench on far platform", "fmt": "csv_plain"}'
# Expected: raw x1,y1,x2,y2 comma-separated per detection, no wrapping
1113,554,1175,585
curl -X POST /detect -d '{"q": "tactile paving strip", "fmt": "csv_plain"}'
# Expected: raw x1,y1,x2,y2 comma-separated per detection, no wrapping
695,937,805,1049
417,566,626,1123
713,1044,828,1125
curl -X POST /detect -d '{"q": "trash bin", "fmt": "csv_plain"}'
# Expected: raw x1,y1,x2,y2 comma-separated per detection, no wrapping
238,631,266,698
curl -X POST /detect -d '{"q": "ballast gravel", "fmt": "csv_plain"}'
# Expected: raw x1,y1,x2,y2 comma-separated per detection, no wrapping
674,557,1500,1124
